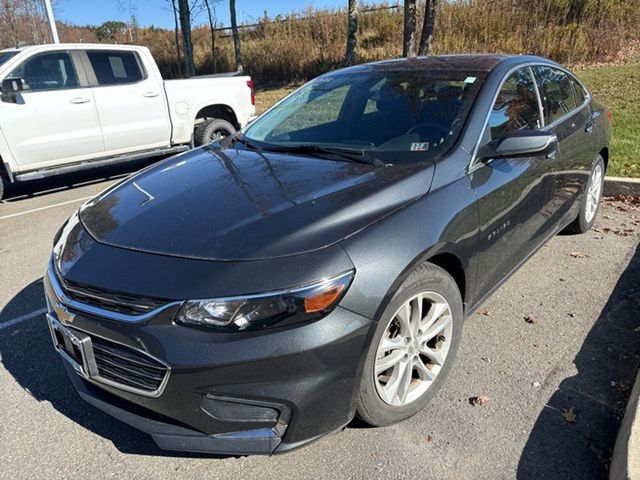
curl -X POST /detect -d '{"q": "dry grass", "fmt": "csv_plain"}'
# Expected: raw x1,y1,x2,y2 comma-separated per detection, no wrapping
52,0,640,84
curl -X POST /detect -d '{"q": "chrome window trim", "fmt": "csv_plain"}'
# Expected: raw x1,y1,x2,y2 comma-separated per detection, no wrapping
468,62,591,173
48,262,181,323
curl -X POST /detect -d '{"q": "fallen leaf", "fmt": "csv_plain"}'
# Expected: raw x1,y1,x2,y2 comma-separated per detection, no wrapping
427,434,434,442
477,309,490,316
524,315,538,324
569,252,589,258
562,407,577,423
470,395,491,407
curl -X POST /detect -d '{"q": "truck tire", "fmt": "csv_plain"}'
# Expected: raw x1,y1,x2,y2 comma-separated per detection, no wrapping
194,118,236,147
0,171,6,201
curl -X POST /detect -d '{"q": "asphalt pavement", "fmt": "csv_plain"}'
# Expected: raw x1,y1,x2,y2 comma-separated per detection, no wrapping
1,165,639,480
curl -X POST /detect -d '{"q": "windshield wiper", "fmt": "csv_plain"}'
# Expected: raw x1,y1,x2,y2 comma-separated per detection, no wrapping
268,144,387,167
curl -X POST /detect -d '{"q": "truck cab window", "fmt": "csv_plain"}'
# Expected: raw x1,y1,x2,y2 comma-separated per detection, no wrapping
9,52,79,91
87,51,144,86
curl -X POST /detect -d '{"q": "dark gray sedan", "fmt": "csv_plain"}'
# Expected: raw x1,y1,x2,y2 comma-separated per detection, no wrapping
45,54,610,455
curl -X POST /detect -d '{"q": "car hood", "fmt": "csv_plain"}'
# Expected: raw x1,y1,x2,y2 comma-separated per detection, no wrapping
79,147,435,261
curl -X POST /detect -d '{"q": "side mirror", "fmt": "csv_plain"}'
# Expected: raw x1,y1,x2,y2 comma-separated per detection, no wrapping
1,77,29,103
477,131,558,162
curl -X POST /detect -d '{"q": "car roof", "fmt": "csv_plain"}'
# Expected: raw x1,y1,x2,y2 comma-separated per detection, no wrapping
336,54,556,75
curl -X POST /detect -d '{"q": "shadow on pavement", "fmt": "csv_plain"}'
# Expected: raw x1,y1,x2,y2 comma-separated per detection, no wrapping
1,157,163,203
517,244,640,479
0,279,226,458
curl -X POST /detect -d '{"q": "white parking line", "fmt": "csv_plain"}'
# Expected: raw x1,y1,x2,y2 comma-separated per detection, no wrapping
0,196,92,221
0,308,47,331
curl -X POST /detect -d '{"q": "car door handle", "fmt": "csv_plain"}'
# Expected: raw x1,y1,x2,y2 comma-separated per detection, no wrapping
546,149,558,160
585,121,594,133
143,92,160,98
70,97,90,104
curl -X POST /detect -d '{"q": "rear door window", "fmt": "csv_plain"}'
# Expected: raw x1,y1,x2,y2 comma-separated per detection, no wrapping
87,51,144,86
533,66,579,124
9,51,79,91
488,67,542,139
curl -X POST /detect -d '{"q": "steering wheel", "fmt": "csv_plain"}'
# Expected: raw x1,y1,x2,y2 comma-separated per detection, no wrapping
407,122,451,139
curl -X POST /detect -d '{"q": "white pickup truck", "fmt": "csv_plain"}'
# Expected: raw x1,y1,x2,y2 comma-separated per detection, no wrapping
0,43,256,199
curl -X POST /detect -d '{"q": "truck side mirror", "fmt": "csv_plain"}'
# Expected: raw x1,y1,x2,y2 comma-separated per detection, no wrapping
1,77,29,103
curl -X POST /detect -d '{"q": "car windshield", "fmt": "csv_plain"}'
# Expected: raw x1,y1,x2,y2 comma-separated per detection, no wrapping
244,68,486,164
0,51,18,67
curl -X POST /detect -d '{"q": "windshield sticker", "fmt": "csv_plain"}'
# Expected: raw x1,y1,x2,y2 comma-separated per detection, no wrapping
410,142,429,151
464,76,477,83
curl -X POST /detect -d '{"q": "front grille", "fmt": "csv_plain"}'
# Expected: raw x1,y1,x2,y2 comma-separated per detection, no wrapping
91,335,168,393
57,273,166,316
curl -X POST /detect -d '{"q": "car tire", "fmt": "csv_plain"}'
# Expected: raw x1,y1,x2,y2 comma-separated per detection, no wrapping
564,154,605,234
356,262,463,427
194,118,237,147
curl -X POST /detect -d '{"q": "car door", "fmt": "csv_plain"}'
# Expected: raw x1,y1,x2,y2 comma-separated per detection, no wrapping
532,66,597,226
469,66,557,300
0,50,103,171
83,49,171,154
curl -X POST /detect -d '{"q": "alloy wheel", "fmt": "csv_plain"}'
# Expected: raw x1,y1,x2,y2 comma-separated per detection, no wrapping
374,291,453,407
585,163,603,223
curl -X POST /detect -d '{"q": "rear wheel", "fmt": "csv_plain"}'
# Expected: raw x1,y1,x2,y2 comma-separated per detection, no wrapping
565,154,605,234
194,118,236,147
356,262,463,426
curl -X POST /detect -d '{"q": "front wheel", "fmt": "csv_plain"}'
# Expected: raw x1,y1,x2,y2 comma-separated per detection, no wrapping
193,118,237,147
565,154,605,234
356,262,463,426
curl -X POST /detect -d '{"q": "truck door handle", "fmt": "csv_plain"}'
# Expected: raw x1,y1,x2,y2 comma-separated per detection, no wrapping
143,92,159,98
70,97,90,104
585,121,594,133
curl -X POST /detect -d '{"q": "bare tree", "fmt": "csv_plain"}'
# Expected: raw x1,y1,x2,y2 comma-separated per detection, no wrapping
203,0,218,73
169,0,182,76
418,0,437,56
403,0,417,57
344,0,358,66
178,0,195,76
229,0,243,72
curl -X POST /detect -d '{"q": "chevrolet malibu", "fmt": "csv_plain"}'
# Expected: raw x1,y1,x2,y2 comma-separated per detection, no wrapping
45,55,611,455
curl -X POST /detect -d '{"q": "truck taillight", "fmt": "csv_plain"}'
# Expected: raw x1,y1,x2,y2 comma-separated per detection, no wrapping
247,80,255,106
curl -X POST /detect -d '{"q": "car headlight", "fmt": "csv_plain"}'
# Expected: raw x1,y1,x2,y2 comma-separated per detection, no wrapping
174,271,354,332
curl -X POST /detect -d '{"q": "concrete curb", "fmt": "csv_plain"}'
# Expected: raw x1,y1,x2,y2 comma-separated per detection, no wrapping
610,370,640,480
604,177,640,197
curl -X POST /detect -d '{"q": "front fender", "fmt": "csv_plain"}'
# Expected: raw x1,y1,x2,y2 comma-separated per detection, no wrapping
339,173,480,321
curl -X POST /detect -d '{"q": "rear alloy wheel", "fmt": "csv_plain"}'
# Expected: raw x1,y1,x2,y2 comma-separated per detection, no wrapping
357,262,463,426
565,154,605,234
194,118,237,147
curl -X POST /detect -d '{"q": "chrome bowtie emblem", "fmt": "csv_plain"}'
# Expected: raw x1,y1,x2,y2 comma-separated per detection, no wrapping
52,301,75,325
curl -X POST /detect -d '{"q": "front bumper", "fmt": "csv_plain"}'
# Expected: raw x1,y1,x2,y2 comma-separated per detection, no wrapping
44,266,373,454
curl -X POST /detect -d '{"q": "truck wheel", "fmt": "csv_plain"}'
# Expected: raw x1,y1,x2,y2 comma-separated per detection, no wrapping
194,118,236,147
0,172,6,201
